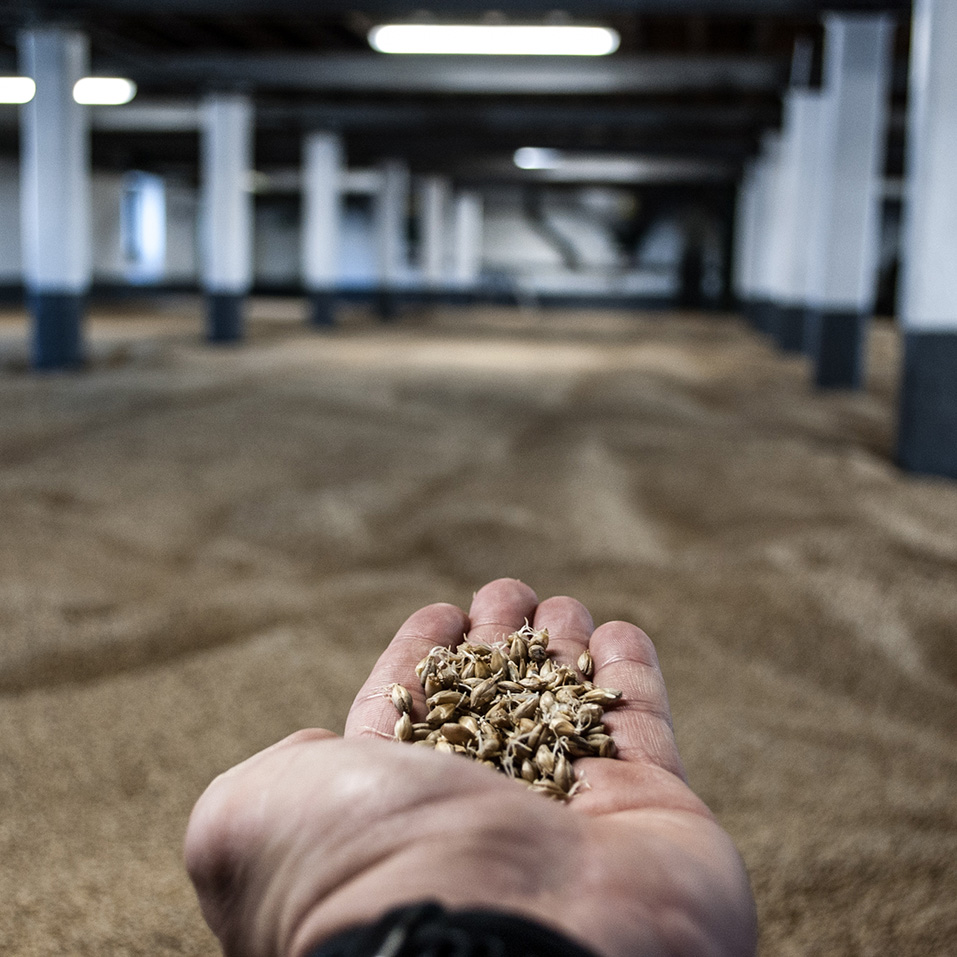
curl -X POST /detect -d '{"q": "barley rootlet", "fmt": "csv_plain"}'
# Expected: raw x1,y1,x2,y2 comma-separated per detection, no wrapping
389,623,622,800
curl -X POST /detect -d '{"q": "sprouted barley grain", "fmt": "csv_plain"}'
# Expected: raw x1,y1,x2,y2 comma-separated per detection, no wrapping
388,623,622,801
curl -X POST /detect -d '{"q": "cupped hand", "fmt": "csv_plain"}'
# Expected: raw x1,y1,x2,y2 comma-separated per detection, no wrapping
185,578,757,957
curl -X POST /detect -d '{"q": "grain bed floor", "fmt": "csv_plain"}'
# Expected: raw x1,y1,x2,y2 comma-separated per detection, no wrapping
1,300,955,956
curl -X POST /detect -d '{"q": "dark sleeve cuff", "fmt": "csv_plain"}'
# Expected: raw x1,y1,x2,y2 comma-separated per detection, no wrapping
306,901,601,957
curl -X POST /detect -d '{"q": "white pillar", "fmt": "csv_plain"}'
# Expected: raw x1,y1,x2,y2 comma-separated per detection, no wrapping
18,27,91,369
201,93,253,341
748,133,783,333
451,190,483,288
765,89,826,351
897,0,957,476
419,176,449,291
301,131,343,325
804,14,894,386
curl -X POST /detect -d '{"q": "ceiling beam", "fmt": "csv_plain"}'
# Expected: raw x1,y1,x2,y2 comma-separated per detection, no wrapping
81,98,780,133
112,52,789,95
265,100,782,131
28,0,904,14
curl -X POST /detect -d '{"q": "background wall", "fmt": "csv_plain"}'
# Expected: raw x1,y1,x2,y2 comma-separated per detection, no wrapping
0,168,723,301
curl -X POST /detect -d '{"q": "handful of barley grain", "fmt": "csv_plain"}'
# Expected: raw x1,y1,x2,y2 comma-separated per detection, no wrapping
389,623,622,801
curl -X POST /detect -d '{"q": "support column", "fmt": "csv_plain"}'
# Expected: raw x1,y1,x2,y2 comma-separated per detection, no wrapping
18,27,91,370
419,175,449,297
733,160,759,324
374,160,409,320
200,93,253,342
301,131,343,327
451,190,483,298
803,15,893,387
748,134,783,336
766,90,826,353
897,0,957,477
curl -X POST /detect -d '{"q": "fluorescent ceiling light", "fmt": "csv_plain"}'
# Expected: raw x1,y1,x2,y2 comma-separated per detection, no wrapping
0,77,36,104
514,147,562,170
369,24,620,56
73,77,137,106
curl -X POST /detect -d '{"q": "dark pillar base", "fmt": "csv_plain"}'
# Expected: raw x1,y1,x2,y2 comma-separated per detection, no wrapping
740,297,759,329
416,287,445,306
308,290,337,327
770,303,807,354
206,293,245,343
442,289,476,306
746,298,774,335
415,288,478,307
376,289,400,322
801,306,821,359
897,330,957,479
30,291,86,370
806,309,867,389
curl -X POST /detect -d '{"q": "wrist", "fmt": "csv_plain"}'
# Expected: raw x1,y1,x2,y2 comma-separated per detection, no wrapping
304,901,602,957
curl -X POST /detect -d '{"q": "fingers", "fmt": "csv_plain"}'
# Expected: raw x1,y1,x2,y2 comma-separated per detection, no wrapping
347,579,537,739
466,584,683,781
345,580,683,787
529,601,686,783
465,578,539,645
345,601,469,738
588,621,686,781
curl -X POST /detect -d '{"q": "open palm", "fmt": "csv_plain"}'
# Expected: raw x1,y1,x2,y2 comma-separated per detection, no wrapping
185,579,757,957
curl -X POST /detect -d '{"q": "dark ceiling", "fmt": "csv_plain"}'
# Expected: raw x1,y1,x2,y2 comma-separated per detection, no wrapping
0,1,913,184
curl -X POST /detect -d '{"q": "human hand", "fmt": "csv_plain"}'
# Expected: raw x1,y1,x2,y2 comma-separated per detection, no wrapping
185,578,757,957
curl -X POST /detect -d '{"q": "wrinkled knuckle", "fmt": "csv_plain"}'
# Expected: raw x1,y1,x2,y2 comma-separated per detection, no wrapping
184,778,243,892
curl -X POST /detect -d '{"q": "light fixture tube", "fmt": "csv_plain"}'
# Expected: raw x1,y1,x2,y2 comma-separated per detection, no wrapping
73,77,137,106
369,24,620,56
0,77,36,104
